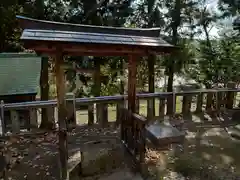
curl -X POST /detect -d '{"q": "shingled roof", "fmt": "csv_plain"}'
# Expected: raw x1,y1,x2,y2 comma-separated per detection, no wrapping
0,53,41,96
16,16,174,54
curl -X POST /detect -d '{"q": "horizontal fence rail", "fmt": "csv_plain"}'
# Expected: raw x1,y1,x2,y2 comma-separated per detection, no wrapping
2,88,240,110
0,87,240,136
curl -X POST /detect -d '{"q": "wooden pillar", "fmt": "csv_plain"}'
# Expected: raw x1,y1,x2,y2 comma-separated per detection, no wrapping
127,55,137,149
128,55,137,114
55,53,68,180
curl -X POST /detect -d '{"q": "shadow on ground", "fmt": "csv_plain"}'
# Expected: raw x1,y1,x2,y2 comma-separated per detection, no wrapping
146,126,240,180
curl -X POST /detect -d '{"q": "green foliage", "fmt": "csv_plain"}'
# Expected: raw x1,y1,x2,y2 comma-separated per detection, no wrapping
0,1,24,52
1,0,240,97
187,29,240,88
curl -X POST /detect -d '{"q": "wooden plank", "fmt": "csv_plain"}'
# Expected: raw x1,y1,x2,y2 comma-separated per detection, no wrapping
55,52,68,180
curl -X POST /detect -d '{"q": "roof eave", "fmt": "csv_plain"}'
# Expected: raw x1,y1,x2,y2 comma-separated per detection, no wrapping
16,15,161,37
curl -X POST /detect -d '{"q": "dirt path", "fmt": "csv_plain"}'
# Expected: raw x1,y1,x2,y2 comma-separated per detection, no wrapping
1,125,126,180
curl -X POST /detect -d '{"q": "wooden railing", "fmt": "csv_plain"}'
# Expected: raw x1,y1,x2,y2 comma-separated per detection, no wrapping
120,108,147,172
1,88,240,135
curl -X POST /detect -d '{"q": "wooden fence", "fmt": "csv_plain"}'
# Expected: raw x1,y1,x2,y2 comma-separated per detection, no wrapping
1,88,240,135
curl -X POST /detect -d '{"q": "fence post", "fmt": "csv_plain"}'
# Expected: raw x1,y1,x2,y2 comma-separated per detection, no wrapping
29,108,38,129
206,91,213,111
226,82,235,109
11,110,20,134
196,92,203,113
147,98,154,121
66,93,76,127
158,98,165,118
116,98,125,126
88,104,94,126
182,94,192,116
100,103,108,127
0,101,5,135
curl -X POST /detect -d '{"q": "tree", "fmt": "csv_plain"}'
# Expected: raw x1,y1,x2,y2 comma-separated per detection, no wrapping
0,0,25,52
22,0,67,129
218,0,240,17
162,0,199,113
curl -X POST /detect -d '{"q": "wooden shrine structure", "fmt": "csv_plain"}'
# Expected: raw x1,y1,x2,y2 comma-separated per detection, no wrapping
17,15,181,179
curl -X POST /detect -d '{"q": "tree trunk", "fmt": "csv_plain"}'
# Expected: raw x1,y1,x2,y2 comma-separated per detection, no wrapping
39,57,55,129
147,55,155,119
120,59,125,95
93,59,102,125
166,0,180,115
166,66,174,115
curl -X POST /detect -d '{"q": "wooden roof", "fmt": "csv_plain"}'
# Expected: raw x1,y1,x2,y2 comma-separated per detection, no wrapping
17,16,176,56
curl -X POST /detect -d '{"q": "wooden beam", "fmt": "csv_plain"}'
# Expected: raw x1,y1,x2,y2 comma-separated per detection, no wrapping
23,41,175,56
54,52,68,180
35,48,146,57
